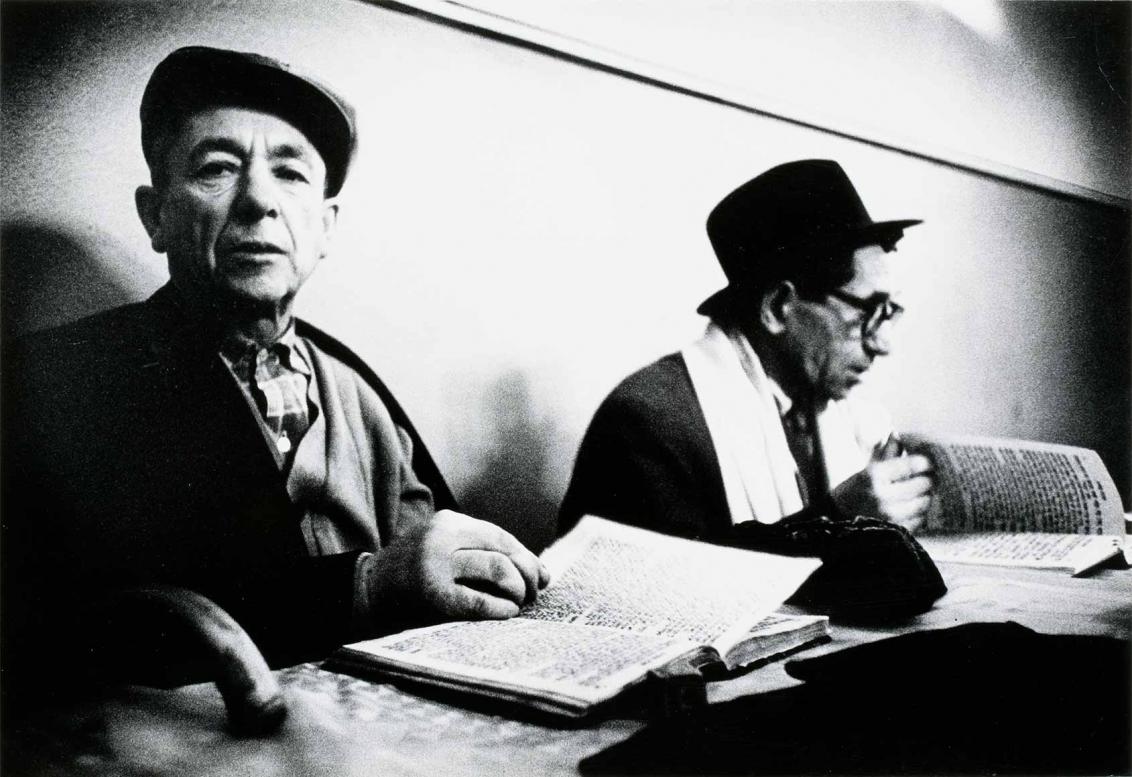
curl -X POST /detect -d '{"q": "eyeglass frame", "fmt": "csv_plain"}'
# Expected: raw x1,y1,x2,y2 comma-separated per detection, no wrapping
823,288,904,341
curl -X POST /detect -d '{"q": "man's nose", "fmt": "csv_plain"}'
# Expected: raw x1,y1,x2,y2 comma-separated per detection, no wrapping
234,164,279,221
863,322,893,357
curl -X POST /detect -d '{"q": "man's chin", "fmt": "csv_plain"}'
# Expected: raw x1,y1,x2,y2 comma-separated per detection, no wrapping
823,379,858,402
215,279,291,315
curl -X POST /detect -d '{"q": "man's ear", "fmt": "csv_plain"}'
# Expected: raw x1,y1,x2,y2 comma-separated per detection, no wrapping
318,198,339,260
760,280,798,335
135,186,167,253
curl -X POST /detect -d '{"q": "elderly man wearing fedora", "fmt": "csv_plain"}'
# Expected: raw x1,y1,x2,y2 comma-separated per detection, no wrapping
559,160,935,542
3,46,547,672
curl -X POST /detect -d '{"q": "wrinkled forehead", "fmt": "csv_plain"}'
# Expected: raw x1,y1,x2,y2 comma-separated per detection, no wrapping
176,107,323,159
150,105,328,182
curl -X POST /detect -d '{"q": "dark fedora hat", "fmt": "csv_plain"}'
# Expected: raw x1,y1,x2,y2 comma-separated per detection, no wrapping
698,159,921,316
140,46,356,196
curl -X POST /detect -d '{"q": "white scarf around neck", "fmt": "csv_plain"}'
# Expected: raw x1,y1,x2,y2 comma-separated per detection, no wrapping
681,322,888,525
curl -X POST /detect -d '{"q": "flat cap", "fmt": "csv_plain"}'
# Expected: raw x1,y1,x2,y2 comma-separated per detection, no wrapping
140,46,356,196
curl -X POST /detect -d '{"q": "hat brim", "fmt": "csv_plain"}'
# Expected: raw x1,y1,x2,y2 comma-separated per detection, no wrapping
695,218,923,317
855,219,923,248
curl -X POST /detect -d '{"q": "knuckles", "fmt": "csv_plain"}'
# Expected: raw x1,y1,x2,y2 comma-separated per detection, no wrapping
483,553,512,583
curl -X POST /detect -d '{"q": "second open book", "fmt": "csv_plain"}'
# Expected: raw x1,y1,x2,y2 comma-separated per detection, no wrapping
903,434,1127,575
331,517,825,718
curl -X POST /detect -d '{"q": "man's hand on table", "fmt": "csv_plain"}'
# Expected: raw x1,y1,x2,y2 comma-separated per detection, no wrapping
367,510,550,623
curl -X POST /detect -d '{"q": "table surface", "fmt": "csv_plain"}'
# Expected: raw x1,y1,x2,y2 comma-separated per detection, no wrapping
8,562,1131,777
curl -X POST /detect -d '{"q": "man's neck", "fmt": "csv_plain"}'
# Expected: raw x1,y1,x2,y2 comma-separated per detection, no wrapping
223,312,293,348
170,282,294,348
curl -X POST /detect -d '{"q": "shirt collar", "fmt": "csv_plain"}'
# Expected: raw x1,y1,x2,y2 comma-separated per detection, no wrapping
277,325,312,376
767,375,793,418
217,320,311,377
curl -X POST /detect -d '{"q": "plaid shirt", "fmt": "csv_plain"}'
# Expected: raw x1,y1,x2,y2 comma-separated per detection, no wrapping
220,323,316,460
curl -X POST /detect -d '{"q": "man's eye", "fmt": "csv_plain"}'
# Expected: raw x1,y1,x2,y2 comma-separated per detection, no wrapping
194,161,237,179
276,166,310,184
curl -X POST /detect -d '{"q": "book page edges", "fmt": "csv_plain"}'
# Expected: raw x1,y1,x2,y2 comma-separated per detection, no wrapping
718,615,831,670
334,623,699,713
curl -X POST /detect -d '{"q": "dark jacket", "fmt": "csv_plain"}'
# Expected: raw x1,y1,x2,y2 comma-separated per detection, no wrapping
559,353,832,542
2,285,455,669
559,353,730,540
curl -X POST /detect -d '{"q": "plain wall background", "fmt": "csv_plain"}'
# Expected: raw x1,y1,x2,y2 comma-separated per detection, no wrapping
468,0,1132,200
2,0,1128,552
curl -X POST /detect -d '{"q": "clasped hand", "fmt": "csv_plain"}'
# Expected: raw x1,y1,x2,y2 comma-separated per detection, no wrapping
831,437,935,531
370,509,550,623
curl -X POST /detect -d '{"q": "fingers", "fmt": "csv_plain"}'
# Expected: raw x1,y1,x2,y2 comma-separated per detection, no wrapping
875,463,933,524
890,513,927,534
436,510,549,604
369,511,550,628
831,456,933,522
872,433,904,462
439,583,522,620
888,474,933,501
471,527,545,605
887,494,932,528
451,549,528,606
876,454,933,482
507,553,545,606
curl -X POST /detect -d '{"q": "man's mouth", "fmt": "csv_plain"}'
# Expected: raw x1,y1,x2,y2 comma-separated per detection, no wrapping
225,240,286,260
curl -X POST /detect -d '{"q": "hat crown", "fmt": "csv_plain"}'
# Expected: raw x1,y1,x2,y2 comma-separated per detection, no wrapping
707,160,877,282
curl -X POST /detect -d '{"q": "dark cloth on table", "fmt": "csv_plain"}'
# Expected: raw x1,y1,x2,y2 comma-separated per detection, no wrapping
581,621,1131,775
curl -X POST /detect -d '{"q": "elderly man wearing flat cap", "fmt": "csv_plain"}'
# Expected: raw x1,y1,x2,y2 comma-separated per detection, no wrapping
559,160,935,542
3,46,546,670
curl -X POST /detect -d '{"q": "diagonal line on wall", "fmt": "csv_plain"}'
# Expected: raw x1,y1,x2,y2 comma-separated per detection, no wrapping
368,0,1129,212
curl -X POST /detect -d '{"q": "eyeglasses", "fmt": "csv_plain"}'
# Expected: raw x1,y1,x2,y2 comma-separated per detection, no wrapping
825,289,904,341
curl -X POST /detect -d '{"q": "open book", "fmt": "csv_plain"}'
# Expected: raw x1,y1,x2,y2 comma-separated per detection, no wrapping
902,434,1127,575
329,516,825,718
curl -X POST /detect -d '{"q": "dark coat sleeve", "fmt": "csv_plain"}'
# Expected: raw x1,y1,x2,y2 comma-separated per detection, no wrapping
558,354,731,541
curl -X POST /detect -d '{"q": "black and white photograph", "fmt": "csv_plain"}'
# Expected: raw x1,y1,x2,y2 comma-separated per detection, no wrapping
1,1,1129,775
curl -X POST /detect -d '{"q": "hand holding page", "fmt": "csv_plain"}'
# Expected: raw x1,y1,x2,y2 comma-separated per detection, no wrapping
901,434,1126,574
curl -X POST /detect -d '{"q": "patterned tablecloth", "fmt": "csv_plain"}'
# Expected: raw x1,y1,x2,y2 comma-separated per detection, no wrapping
7,660,644,777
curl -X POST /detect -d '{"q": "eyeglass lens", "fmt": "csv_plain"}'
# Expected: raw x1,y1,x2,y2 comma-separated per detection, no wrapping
827,290,902,339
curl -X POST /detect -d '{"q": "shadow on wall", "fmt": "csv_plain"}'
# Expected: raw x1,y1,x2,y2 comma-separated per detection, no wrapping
1,221,139,339
458,372,563,555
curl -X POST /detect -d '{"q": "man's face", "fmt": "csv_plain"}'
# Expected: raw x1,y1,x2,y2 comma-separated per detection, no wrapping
780,244,901,403
140,106,337,314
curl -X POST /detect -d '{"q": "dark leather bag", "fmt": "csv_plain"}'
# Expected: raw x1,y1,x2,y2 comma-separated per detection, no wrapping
723,514,947,620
